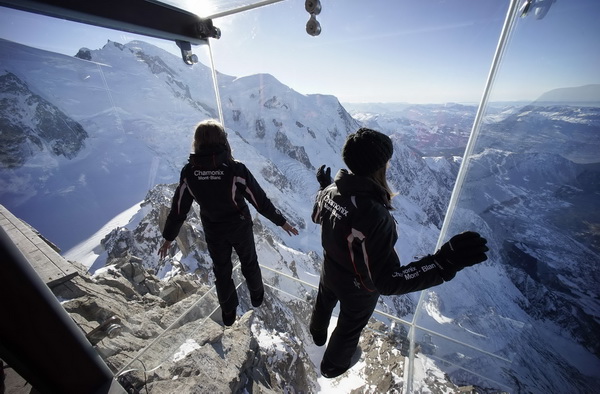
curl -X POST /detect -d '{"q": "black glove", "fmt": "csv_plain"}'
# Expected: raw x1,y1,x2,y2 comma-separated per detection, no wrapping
316,165,332,189
433,231,489,281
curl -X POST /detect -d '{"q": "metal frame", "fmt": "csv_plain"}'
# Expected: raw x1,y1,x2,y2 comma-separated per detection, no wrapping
0,0,212,44
0,226,126,393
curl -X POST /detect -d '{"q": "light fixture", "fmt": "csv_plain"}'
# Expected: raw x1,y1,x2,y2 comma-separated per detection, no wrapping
305,0,322,36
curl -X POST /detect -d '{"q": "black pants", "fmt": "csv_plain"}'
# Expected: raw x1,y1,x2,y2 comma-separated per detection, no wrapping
204,219,264,312
310,263,380,370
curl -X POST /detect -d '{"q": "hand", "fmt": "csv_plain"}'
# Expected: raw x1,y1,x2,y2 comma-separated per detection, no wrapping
316,165,332,189
157,240,173,259
433,231,489,280
282,222,299,236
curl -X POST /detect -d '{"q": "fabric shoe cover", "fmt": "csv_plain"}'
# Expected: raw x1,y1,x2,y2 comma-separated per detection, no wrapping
320,346,362,378
251,289,264,307
310,326,328,347
222,309,236,326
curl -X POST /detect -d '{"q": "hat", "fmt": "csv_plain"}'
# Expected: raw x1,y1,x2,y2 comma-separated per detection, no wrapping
342,128,393,176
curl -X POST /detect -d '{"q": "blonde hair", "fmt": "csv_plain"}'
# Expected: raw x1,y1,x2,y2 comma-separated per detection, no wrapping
370,165,396,208
192,119,233,160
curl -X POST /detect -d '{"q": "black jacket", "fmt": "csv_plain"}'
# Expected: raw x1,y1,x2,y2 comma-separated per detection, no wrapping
311,169,447,296
163,146,287,241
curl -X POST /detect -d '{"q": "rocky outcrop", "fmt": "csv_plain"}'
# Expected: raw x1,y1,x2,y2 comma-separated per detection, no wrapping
274,130,313,170
0,72,88,168
53,253,283,393
144,312,282,394
1,196,455,394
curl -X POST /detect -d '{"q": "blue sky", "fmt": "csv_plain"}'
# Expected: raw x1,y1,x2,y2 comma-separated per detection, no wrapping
1,0,598,103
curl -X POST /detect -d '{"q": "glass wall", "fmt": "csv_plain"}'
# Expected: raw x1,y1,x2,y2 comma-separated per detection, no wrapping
0,7,219,251
413,1,600,393
1,0,598,393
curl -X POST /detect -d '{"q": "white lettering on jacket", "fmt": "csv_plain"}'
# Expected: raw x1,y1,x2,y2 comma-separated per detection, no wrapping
392,263,437,281
194,169,224,180
392,266,418,280
322,195,348,219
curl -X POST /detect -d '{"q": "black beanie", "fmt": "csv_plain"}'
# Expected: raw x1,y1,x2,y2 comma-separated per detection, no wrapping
342,128,393,176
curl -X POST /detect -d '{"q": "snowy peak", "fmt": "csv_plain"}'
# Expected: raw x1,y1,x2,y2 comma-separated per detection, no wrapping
481,104,600,163
0,38,360,249
75,39,219,118
348,103,478,156
221,76,359,173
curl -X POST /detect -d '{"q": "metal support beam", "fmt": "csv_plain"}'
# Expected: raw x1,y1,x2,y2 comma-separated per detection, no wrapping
0,226,125,394
0,0,213,44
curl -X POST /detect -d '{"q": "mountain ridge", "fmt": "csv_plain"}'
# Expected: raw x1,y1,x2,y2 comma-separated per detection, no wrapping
1,37,599,393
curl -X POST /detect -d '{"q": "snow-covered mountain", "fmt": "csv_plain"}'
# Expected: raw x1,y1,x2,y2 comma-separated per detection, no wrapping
0,71,88,167
347,103,480,157
2,37,599,393
480,104,600,164
347,98,600,392
0,37,356,251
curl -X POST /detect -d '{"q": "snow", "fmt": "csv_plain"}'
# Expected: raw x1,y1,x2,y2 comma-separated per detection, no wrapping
316,369,368,393
2,37,599,394
424,156,452,173
63,201,143,269
303,316,371,393
172,338,201,362
425,300,454,325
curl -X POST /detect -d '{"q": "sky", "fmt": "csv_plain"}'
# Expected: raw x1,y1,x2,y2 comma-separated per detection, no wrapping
0,0,599,104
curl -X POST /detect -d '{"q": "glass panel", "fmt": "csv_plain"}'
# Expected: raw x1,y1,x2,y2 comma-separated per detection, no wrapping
3,1,598,393
0,6,216,252
0,3,220,380
412,327,513,392
416,1,600,393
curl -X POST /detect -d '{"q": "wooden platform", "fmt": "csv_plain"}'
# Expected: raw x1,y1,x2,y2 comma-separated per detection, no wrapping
0,204,77,288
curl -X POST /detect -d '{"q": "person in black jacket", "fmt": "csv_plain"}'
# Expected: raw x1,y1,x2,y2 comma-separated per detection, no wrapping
158,119,299,326
310,127,488,378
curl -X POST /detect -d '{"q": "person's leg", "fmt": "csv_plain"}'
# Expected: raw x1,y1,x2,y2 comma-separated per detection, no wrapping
205,228,239,319
320,291,379,378
309,279,338,346
231,220,264,306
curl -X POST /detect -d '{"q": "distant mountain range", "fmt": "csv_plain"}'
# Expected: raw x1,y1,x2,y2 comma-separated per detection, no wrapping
1,37,599,393
535,84,600,105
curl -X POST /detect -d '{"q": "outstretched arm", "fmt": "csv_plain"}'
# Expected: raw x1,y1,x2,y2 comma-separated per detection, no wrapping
377,231,489,295
236,163,289,226
159,168,194,259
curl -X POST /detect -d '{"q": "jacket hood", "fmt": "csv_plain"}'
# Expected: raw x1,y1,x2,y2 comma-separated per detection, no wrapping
334,169,391,208
189,145,230,169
